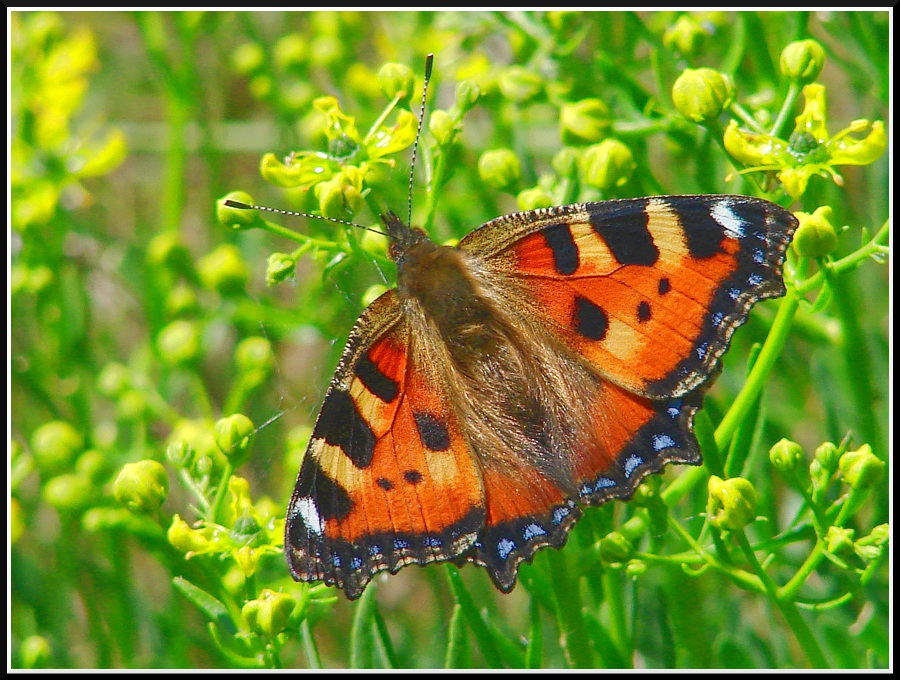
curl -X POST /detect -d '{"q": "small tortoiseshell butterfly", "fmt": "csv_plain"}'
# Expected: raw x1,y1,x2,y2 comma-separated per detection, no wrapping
276,193,796,600
229,59,798,601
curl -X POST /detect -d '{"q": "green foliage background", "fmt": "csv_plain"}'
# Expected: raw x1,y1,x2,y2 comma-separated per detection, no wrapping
10,10,890,670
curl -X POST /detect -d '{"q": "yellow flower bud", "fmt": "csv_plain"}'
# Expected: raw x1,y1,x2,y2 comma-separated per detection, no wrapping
793,206,838,258
517,187,554,212
266,252,296,286
560,98,611,146
377,62,416,101
217,191,259,230
598,530,633,563
198,244,249,296
672,68,734,124
581,139,636,191
31,421,84,474
780,39,826,85
114,460,169,514
498,65,543,103
769,438,804,473
478,148,521,192
242,589,296,637
839,444,884,490
214,414,255,467
429,109,458,147
157,320,202,367
708,475,757,531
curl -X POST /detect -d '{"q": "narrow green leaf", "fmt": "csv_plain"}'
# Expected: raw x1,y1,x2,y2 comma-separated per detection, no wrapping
171,577,236,635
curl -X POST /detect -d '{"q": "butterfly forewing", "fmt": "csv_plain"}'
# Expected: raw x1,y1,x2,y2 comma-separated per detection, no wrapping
462,195,796,399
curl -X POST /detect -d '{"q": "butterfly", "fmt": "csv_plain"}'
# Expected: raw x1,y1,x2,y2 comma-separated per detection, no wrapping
277,193,797,600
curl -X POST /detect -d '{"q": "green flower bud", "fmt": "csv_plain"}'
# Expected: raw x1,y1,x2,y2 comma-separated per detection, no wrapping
769,438,804,473
42,473,95,514
266,252,296,286
552,147,580,178
625,559,648,578
672,68,734,124
243,589,296,637
168,514,210,554
780,39,826,85
31,421,84,475
166,439,193,469
455,79,481,113
114,460,169,514
581,139,636,191
20,635,53,669
808,458,831,500
165,283,199,318
214,414,255,467
167,419,220,468
824,526,855,555
429,109,458,147
853,524,889,561
235,337,274,376
814,441,841,473
663,15,708,56
517,187,554,212
377,62,416,101
146,232,193,275
707,475,757,531
198,244,249,296
792,206,838,258
478,148,521,192
314,175,361,219
75,449,109,483
598,530,633,564
273,33,307,72
498,65,543,104
217,191,259,230
838,444,884,490
231,42,265,75
560,98,611,146
157,320,202,367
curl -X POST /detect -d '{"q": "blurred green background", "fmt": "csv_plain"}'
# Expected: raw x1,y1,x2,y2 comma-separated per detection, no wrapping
10,10,889,669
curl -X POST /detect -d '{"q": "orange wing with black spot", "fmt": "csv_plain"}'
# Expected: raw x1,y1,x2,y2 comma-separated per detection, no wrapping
285,291,487,599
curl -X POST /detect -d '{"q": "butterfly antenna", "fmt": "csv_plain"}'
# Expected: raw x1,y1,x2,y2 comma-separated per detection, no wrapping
406,53,434,227
223,200,386,236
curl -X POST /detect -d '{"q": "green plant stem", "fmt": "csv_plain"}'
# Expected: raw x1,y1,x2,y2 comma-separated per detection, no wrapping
715,287,800,451
665,516,764,593
209,462,235,525
769,81,803,139
258,219,348,251
300,619,322,669
796,220,889,297
734,532,830,668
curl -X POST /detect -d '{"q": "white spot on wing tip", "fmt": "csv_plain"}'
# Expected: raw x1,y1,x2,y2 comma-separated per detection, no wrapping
712,200,747,239
291,496,325,536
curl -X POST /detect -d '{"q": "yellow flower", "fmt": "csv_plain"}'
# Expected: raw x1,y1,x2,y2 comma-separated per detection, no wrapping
725,84,886,199
258,95,417,201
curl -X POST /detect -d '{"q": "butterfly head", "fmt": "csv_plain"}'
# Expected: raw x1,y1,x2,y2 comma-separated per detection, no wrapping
380,211,435,265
